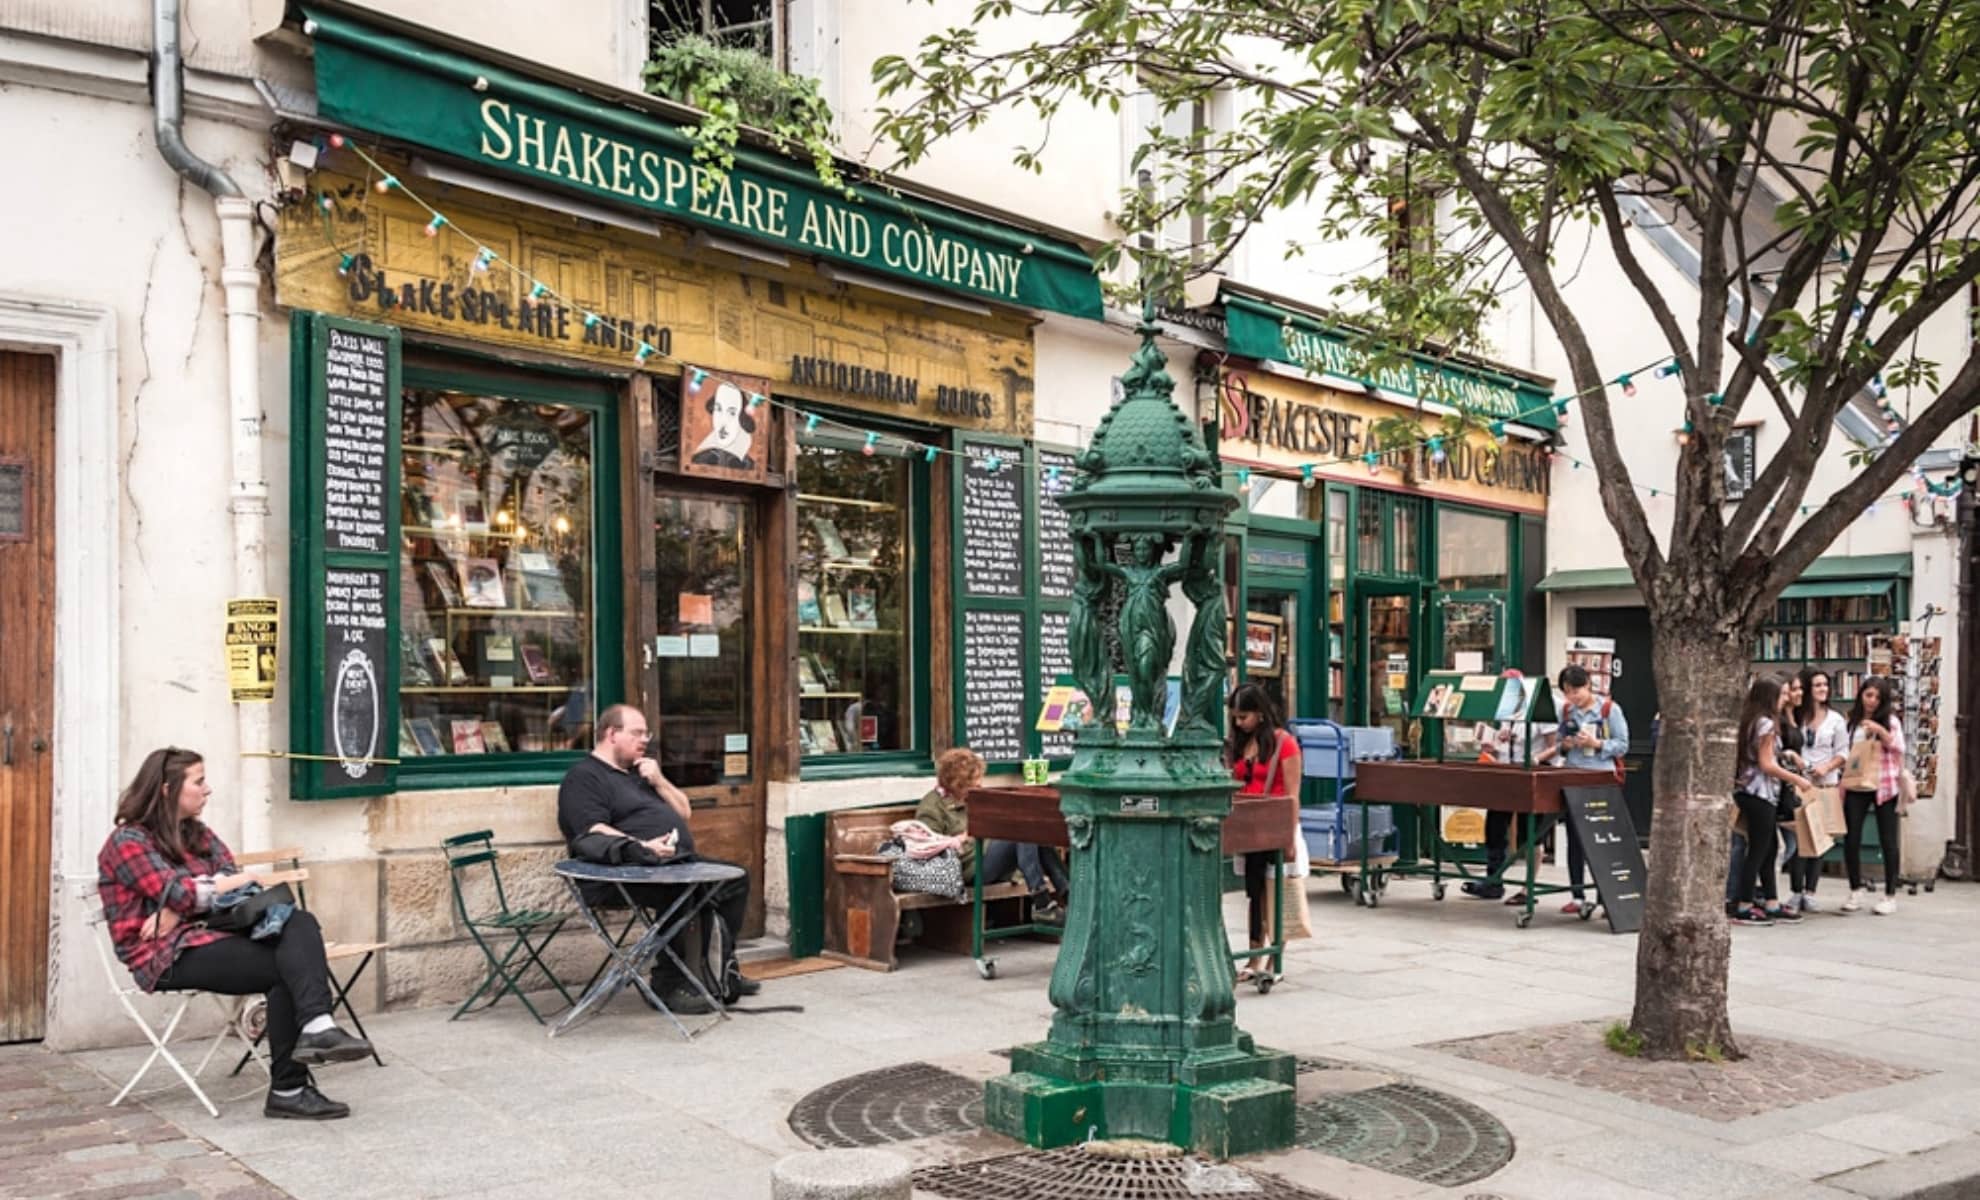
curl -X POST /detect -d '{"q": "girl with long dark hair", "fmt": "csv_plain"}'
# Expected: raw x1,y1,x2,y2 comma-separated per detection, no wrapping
1731,678,1814,924
97,748,372,1120
1841,677,1906,914
1791,668,1850,910
1226,683,1301,983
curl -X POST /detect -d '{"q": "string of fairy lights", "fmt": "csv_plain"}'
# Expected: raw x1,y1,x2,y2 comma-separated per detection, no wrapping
304,133,1962,514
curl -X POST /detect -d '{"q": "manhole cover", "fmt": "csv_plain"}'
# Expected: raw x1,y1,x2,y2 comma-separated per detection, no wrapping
1294,1083,1513,1187
914,1145,1340,1199
788,1061,983,1148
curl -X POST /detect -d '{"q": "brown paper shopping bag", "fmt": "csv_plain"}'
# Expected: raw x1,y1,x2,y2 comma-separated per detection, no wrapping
1793,788,1836,860
1841,738,1881,792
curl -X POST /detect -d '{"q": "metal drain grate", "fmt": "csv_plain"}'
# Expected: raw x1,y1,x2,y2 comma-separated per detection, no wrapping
787,1061,984,1148
914,1145,1340,1199
1294,1083,1513,1187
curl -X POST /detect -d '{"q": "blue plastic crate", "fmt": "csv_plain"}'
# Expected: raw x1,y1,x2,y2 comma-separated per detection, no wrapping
1287,720,1396,779
1299,803,1396,863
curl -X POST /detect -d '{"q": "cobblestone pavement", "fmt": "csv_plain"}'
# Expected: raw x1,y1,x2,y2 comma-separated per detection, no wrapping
1429,1018,1929,1122
0,1044,287,1200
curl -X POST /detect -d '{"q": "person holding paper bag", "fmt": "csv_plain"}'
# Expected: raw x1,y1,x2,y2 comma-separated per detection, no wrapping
1840,677,1906,915
1731,678,1813,925
1791,668,1850,911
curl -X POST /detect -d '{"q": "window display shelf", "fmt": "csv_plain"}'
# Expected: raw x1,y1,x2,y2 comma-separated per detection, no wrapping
799,626,903,636
403,525,528,539
402,685,569,695
800,691,863,699
797,493,898,511
439,607,579,619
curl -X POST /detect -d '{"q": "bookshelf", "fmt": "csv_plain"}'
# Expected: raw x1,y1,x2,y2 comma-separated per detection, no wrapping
1750,587,1895,702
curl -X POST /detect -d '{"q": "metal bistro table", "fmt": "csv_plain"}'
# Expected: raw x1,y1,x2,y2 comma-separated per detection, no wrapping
549,859,745,1039
965,785,1297,991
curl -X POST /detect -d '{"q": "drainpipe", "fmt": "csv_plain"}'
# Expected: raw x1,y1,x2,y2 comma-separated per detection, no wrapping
151,0,273,854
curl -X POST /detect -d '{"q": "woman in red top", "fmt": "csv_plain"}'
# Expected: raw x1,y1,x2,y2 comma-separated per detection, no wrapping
97,748,373,1120
1226,684,1302,983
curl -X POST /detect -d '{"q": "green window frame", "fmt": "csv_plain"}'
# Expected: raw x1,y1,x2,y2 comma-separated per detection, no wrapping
796,413,933,780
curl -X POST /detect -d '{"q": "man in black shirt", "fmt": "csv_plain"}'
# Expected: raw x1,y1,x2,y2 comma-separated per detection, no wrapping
557,704,757,1013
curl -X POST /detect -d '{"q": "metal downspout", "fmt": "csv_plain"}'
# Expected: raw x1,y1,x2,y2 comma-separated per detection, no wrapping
151,0,273,853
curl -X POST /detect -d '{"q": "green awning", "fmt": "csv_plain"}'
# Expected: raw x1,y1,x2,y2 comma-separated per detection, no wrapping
1536,553,1910,595
302,7,1104,321
1534,567,1636,592
1223,295,1558,431
1796,552,1912,580
1779,579,1895,601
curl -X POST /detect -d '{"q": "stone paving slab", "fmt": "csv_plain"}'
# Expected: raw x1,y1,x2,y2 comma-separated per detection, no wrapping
1427,1018,1928,1122
0,1043,287,1200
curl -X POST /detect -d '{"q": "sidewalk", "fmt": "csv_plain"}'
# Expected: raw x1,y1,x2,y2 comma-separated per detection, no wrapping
47,875,1980,1199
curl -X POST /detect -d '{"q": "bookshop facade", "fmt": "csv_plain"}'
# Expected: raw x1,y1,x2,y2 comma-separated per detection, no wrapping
1210,303,1556,756
272,9,1105,964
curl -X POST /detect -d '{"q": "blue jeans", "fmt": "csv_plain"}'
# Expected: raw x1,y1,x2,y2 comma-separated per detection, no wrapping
977,840,1068,896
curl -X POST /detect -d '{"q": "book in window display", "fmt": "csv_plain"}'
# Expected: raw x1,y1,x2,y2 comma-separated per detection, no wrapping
479,720,513,754
845,585,878,631
399,719,423,756
457,490,489,533
798,654,825,695
810,516,850,561
426,638,469,686
407,717,445,757
460,557,507,608
821,588,851,628
451,719,487,754
400,632,435,686
480,633,517,688
420,559,463,608
797,577,822,626
519,642,555,684
805,718,842,753
517,550,574,611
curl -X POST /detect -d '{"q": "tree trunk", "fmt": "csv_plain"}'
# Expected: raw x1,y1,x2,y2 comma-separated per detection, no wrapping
1629,623,1751,1060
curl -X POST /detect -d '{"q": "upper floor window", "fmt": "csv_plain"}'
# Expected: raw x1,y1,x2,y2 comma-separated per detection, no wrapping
1129,90,1208,258
652,0,783,66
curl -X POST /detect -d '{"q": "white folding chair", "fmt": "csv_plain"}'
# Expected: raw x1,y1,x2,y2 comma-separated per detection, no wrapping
84,884,267,1117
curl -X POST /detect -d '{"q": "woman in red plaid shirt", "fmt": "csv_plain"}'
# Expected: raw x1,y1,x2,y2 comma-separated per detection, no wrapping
98,747,372,1120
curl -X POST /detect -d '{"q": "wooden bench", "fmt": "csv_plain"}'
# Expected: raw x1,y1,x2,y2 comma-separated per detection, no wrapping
821,805,1030,972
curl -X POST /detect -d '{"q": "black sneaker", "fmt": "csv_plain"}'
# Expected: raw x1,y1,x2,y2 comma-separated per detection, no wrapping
265,1084,350,1121
1731,906,1774,926
1460,881,1506,901
660,987,718,1015
294,1026,373,1065
1032,899,1067,926
1768,905,1803,923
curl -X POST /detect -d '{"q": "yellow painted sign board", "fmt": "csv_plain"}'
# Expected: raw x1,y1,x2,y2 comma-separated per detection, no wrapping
275,164,1035,438
226,597,281,702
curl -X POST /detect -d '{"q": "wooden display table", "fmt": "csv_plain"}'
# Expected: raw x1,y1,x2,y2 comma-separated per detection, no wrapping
1349,761,1620,927
963,785,1296,984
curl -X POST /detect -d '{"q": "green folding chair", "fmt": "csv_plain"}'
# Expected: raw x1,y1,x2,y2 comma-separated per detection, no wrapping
442,831,574,1023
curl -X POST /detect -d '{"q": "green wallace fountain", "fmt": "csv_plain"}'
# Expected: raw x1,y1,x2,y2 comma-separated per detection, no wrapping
983,312,1297,1158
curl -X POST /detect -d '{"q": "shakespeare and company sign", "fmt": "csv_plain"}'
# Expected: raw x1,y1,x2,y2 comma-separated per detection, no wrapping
275,162,1036,438
302,6,1102,321
1218,370,1552,515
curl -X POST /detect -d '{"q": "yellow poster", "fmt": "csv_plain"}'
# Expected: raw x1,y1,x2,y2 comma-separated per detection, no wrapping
225,598,281,702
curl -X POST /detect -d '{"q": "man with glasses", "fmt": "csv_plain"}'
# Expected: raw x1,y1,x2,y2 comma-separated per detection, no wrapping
556,704,758,1014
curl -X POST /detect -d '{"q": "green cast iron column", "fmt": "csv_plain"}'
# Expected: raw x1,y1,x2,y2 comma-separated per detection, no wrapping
983,314,1296,1159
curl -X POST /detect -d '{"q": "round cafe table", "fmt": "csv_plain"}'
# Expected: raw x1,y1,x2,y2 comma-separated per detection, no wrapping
548,858,745,1040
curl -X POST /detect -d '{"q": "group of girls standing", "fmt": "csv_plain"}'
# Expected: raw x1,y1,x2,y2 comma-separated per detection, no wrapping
1730,667,1908,925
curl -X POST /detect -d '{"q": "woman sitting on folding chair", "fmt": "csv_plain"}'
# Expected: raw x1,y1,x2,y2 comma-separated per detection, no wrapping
97,747,373,1120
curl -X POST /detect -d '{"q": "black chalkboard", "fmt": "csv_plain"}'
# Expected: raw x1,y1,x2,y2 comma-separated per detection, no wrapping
960,443,1024,598
1563,786,1646,933
1037,448,1077,600
320,326,392,553
320,567,390,790
962,608,1026,762
1038,609,1073,760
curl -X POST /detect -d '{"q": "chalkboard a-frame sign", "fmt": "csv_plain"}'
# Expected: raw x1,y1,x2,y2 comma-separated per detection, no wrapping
289,313,403,799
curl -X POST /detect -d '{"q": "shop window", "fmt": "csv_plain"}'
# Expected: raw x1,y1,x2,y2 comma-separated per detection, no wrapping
1391,498,1423,576
399,389,598,758
796,438,917,758
1325,488,1349,720
1437,508,1510,591
652,0,783,62
1130,88,1210,257
1356,490,1384,575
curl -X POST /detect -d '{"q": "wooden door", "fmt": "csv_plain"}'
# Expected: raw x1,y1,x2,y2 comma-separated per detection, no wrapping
0,351,56,1042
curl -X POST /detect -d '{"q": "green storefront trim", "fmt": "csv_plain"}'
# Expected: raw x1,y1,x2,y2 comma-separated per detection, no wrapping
302,6,1103,321
1222,295,1558,431
1536,551,1912,593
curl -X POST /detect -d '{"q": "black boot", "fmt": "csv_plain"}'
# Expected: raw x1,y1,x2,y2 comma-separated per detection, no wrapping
265,1082,351,1121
